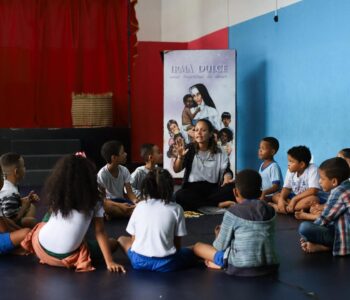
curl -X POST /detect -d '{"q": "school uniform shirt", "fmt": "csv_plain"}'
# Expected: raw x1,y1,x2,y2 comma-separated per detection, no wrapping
314,180,350,256
97,165,131,199
130,166,150,198
259,161,283,193
189,150,229,184
0,180,21,218
38,201,104,254
283,163,320,195
126,199,187,257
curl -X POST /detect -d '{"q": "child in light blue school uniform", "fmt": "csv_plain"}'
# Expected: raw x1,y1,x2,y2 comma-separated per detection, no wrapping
258,137,283,201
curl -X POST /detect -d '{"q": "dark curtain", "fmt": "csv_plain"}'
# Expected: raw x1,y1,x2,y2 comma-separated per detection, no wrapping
0,0,138,127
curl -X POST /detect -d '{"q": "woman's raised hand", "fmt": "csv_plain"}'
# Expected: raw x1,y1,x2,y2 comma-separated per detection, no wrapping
175,137,188,158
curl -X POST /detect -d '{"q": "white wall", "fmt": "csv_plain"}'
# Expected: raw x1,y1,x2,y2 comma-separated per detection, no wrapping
136,0,302,42
135,0,162,41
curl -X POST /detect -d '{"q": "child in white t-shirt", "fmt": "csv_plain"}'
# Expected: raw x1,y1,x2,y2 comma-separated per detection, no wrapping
97,140,137,219
130,143,163,199
271,146,323,216
21,154,125,272
118,168,195,272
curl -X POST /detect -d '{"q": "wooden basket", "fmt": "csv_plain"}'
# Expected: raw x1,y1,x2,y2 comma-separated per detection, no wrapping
71,92,113,127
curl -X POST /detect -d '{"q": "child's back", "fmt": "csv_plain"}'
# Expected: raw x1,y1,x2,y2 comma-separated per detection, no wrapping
21,154,125,272
127,199,185,257
193,169,279,276
118,168,195,272
216,199,278,276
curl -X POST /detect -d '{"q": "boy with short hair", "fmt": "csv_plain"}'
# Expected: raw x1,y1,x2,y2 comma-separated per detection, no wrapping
271,146,321,215
0,165,30,255
258,137,283,200
97,140,137,219
193,169,279,276
130,143,163,199
0,153,39,228
299,157,350,255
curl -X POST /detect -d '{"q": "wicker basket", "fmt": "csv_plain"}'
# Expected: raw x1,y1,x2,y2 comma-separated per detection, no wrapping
71,92,113,127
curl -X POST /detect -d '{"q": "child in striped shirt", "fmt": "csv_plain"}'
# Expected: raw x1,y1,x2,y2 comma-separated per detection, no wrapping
299,157,350,255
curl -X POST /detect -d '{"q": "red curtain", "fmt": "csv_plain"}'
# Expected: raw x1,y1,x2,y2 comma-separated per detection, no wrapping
0,0,138,127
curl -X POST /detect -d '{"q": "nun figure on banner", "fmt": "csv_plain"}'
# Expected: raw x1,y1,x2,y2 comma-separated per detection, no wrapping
189,83,221,130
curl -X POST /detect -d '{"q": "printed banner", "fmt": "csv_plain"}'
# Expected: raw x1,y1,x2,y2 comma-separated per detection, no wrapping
163,50,236,178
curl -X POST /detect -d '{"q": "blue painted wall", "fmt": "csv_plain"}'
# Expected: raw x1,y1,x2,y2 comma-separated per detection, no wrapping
230,0,350,176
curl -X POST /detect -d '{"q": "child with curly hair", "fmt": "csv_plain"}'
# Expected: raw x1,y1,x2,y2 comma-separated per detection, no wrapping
21,154,125,272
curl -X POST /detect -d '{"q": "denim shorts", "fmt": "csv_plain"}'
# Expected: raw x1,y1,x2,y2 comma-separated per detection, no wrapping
0,232,15,254
127,248,195,272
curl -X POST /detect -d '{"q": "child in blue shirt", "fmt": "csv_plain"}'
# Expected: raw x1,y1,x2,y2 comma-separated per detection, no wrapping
258,137,283,200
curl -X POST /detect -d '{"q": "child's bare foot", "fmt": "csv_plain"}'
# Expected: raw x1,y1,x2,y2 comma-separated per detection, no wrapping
204,260,221,269
300,238,308,252
300,240,330,253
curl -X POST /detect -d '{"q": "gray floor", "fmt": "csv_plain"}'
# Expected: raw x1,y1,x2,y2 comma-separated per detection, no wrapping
1,211,348,300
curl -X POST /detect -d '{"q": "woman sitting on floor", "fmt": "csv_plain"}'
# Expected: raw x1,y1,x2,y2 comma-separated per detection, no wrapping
173,119,235,211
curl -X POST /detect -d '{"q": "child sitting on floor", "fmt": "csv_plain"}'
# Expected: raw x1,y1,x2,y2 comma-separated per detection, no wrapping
299,157,350,255
0,153,39,228
258,137,283,201
271,146,324,215
193,169,279,276
0,166,30,255
118,168,195,272
21,154,125,272
130,143,163,199
97,140,137,219
294,148,350,221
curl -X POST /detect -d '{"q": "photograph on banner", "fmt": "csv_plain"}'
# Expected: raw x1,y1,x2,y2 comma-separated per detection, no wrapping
163,49,236,178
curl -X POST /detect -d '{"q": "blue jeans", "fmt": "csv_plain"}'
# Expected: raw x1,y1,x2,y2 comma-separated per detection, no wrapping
298,221,334,247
